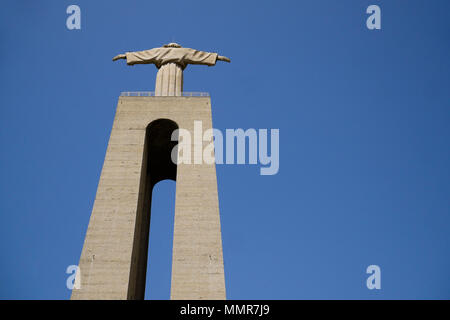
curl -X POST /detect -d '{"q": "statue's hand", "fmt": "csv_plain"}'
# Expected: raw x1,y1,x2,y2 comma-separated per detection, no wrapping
112,54,126,61
217,55,231,63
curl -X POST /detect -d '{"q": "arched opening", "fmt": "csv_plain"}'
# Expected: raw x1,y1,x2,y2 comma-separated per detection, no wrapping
127,119,178,300
144,179,176,299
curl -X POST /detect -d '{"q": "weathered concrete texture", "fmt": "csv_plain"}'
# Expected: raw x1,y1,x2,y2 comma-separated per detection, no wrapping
71,96,226,300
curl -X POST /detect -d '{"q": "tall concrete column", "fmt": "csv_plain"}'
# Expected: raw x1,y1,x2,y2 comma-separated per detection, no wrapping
71,96,225,300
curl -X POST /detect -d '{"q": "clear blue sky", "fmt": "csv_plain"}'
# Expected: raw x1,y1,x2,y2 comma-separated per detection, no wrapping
0,0,449,299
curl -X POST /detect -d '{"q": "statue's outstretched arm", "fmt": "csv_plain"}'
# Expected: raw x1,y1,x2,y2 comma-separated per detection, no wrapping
217,55,231,63
112,54,126,61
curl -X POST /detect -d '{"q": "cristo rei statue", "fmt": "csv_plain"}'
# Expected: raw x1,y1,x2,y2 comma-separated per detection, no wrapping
113,42,231,96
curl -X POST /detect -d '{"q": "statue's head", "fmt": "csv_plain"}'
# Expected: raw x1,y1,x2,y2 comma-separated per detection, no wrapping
163,42,182,48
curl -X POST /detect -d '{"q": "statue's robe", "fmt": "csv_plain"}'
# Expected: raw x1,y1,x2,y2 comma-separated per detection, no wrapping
125,47,219,96
125,47,219,69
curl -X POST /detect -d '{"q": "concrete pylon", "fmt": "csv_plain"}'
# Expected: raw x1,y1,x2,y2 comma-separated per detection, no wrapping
71,96,226,300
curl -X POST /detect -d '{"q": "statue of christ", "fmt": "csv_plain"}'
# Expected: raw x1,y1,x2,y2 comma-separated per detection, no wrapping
113,43,230,96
